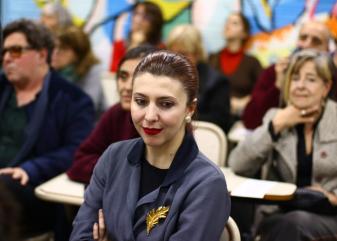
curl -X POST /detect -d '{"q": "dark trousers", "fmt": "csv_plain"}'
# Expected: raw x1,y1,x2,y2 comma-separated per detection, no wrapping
0,175,71,241
230,198,256,241
257,210,337,241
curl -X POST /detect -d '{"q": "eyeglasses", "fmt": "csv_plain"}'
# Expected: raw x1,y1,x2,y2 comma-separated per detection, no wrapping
298,34,324,47
1,45,33,59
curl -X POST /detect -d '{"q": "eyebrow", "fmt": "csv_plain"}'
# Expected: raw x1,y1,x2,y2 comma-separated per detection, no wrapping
133,92,177,100
117,69,131,77
305,73,318,77
157,96,177,102
292,72,318,77
118,69,129,74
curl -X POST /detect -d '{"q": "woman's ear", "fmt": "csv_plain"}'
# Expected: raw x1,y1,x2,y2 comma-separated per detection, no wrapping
187,98,197,117
323,81,332,98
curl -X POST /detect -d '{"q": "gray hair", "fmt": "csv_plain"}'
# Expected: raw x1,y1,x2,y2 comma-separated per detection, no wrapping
283,49,332,102
41,2,73,28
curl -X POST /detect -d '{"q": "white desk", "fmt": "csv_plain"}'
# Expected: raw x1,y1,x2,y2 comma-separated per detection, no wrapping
222,168,296,201
35,173,84,205
35,170,296,206
228,121,252,143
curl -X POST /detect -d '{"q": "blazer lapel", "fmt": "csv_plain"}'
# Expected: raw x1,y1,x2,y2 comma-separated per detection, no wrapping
124,139,143,240
126,164,141,220
135,189,159,209
0,80,12,115
10,73,51,166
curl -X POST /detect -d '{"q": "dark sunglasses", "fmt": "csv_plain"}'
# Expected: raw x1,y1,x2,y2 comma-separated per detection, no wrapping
1,45,33,58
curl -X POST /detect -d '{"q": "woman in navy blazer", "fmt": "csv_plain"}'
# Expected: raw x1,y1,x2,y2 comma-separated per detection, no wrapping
70,50,230,241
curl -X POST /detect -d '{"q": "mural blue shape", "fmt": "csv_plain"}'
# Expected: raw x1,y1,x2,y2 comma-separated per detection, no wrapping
104,0,134,42
242,0,336,34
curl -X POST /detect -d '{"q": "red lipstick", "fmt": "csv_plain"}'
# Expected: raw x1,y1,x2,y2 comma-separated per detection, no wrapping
143,128,162,135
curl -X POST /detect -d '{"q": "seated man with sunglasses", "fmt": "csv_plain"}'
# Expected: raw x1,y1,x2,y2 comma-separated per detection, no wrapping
0,19,94,239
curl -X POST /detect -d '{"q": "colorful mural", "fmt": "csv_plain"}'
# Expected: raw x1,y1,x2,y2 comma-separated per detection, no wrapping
2,0,337,69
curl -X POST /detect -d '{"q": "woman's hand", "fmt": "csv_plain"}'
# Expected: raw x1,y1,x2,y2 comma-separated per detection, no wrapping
308,185,337,206
272,104,320,134
93,209,109,241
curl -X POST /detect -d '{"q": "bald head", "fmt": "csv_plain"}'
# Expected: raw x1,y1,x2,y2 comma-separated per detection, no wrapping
297,20,330,51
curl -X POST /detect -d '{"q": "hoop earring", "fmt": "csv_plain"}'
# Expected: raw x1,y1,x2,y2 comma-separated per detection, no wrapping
185,115,191,123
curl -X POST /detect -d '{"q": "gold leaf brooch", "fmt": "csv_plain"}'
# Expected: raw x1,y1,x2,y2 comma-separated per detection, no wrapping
146,206,170,235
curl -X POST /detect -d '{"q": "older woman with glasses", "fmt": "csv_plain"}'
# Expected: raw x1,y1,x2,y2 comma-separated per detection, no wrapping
228,49,337,241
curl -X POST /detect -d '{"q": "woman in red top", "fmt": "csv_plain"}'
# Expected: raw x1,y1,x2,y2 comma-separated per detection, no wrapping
210,12,262,118
110,1,164,72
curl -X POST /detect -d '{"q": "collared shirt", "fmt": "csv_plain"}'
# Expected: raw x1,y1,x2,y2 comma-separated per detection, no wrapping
0,91,37,167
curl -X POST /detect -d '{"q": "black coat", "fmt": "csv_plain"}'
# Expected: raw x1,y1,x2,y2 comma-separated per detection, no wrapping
197,62,231,133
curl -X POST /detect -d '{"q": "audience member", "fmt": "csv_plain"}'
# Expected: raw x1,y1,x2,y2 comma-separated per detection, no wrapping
39,2,73,34
110,1,164,72
242,20,331,129
70,50,230,241
229,50,337,240
52,26,104,112
209,12,262,118
0,19,94,239
67,45,156,183
167,24,232,133
208,14,261,234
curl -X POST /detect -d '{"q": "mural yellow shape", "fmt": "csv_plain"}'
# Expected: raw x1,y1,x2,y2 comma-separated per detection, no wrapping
34,0,68,8
261,0,271,18
148,0,191,21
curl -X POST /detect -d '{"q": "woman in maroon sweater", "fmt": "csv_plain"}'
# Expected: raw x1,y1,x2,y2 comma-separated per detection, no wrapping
67,46,156,183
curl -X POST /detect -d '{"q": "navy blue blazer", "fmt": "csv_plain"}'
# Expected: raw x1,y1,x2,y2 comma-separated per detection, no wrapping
0,71,95,185
70,133,230,241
